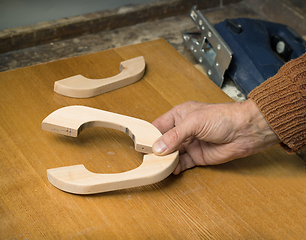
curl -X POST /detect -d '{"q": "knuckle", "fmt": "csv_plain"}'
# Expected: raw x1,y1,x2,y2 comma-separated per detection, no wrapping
165,128,180,145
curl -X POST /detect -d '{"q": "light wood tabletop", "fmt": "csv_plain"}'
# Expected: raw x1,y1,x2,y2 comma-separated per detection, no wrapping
1,39,306,239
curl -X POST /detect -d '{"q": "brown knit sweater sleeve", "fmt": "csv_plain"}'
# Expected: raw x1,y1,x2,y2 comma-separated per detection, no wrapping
248,53,306,153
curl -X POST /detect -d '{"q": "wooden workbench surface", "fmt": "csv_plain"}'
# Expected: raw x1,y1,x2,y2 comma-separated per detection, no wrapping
1,39,306,239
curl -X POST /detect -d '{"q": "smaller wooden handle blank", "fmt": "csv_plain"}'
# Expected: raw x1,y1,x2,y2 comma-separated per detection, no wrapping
54,56,146,98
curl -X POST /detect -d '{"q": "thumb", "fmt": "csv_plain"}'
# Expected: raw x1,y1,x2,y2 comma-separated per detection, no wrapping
152,126,187,155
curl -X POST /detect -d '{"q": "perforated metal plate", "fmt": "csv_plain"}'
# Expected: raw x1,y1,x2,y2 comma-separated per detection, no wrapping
183,6,233,87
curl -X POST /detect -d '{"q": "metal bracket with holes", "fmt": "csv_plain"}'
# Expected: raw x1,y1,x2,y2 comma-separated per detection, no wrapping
183,6,233,87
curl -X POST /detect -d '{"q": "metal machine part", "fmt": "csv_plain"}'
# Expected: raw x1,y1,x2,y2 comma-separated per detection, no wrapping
214,18,306,95
184,6,306,95
182,5,233,87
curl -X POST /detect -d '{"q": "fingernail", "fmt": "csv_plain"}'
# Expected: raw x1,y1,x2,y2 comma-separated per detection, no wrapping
153,139,167,154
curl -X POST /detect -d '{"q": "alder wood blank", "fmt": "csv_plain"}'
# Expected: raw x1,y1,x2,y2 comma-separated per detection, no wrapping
54,56,145,98
42,106,179,194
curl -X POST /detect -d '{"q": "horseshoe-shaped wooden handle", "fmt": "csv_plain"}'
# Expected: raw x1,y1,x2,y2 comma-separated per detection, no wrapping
42,106,179,194
54,56,145,98
42,105,160,153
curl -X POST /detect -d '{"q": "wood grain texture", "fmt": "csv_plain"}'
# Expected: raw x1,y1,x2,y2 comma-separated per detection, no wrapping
54,56,145,98
1,39,306,239
42,105,159,153
47,152,179,195
43,105,179,194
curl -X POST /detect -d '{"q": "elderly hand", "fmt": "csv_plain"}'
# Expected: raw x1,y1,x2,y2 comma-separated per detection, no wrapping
152,100,280,175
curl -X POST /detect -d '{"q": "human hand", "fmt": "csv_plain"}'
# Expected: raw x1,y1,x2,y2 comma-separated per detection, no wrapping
152,100,280,174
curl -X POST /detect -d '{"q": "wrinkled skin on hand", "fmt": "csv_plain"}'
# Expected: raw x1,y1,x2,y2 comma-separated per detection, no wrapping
152,100,280,175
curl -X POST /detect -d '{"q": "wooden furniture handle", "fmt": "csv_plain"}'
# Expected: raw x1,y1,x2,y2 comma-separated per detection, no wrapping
42,106,179,194
54,56,145,98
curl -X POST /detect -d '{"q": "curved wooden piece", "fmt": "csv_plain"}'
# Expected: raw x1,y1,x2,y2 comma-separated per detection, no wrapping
47,153,178,195
54,56,145,98
42,106,179,194
42,105,159,153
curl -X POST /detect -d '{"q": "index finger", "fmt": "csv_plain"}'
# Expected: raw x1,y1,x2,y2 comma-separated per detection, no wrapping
152,108,177,134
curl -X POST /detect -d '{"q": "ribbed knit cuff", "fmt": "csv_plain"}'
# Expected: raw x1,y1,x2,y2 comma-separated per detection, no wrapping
248,53,306,153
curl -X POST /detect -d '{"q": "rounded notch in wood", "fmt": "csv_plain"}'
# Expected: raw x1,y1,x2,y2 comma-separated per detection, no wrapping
42,105,161,153
47,152,179,194
54,56,146,98
42,106,179,194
